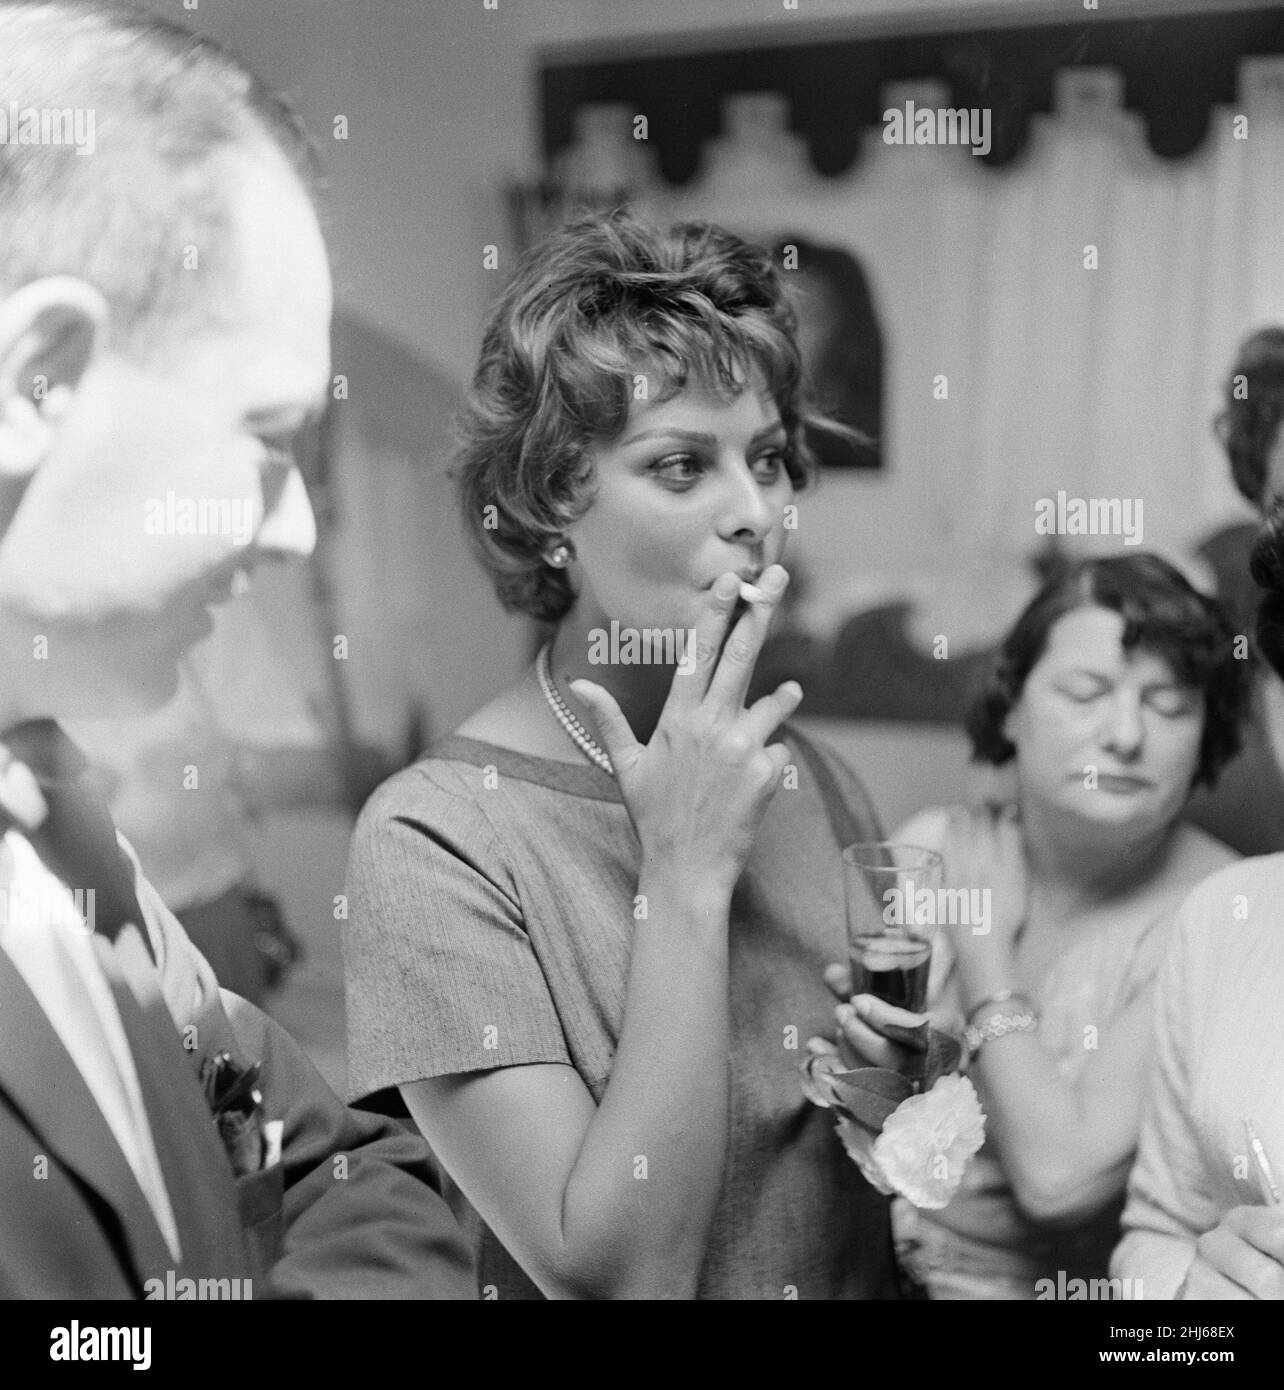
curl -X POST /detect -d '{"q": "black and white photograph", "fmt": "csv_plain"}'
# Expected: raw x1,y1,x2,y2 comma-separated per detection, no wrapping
1,0,1283,1361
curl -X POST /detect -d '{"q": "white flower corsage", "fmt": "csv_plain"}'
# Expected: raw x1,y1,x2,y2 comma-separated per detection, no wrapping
800,1022,985,1209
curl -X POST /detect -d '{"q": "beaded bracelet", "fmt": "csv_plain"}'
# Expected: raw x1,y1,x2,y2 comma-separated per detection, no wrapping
964,1002,1039,1063
965,989,1025,1028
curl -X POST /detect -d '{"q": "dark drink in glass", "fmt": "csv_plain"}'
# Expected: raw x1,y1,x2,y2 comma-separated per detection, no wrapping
849,932,931,1012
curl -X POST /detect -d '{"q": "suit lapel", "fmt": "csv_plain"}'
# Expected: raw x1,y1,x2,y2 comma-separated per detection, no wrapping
0,948,171,1288
97,929,256,1282
0,724,261,1286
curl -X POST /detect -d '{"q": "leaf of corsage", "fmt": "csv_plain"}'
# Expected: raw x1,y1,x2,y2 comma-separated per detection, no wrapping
834,1115,896,1195
856,1014,964,1091
827,1067,915,1129
867,1015,930,1051
922,1027,964,1091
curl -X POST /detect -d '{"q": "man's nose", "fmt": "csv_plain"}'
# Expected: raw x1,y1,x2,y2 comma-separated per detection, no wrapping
255,465,316,560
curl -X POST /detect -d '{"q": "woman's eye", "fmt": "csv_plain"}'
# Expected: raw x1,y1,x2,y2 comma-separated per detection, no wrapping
651,454,702,484
1061,683,1106,703
1147,689,1195,718
753,450,788,482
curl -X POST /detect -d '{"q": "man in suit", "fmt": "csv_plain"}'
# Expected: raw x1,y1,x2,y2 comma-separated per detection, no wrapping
0,2,474,1298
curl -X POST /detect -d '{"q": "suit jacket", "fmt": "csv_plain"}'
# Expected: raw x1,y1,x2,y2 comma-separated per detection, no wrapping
0,833,476,1300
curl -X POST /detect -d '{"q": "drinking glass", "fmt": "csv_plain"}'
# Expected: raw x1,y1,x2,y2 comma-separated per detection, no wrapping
842,842,942,1012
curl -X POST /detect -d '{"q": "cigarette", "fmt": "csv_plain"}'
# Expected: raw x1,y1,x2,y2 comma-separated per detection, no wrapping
1243,1119,1283,1206
738,580,767,603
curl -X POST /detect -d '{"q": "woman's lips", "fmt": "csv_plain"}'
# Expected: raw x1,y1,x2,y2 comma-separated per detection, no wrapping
1094,773,1154,792
703,567,764,590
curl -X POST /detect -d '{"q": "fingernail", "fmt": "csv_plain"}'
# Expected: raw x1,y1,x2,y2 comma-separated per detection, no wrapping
738,580,767,603
761,565,788,594
835,1003,853,1024
714,572,739,600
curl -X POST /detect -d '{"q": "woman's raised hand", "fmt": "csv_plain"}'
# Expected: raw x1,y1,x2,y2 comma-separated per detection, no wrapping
934,803,1030,1012
571,564,802,895
942,804,1029,953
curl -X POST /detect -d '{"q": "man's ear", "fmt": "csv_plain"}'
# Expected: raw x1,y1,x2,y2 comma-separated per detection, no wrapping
0,277,107,480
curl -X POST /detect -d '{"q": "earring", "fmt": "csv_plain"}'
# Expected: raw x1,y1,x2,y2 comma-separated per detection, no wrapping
546,543,571,569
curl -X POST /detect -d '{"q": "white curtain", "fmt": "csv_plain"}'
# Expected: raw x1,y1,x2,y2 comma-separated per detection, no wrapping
589,60,1284,640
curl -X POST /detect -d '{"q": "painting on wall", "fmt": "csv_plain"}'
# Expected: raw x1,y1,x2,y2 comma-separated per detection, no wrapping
773,233,883,470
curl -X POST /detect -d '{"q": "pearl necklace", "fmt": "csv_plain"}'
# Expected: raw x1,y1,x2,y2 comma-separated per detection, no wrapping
536,642,614,776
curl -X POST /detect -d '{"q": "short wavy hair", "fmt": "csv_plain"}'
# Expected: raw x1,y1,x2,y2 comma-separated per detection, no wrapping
456,210,845,623
1215,326,1284,507
966,553,1248,789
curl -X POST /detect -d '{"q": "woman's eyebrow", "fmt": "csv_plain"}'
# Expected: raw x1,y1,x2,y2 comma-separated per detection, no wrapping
620,423,787,448
750,423,788,444
621,428,714,446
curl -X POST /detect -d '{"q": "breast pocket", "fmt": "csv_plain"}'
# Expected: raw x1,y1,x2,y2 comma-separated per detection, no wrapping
234,1161,285,1276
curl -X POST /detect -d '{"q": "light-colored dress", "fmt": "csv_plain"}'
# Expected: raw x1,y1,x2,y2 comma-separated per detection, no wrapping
1113,854,1284,1298
342,728,903,1300
894,905,1173,1299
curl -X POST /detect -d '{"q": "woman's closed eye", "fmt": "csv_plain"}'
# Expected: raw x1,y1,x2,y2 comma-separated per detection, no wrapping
1145,686,1197,718
1060,676,1195,717
1059,678,1109,704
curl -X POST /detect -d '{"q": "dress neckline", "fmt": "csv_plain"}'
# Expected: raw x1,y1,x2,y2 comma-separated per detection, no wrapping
428,734,623,803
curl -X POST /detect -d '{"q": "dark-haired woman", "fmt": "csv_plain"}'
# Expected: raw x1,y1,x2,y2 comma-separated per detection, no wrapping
341,212,902,1299
839,554,1248,1299
1114,516,1284,1299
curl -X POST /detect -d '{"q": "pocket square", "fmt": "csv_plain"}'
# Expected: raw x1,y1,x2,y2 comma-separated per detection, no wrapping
200,1050,269,1177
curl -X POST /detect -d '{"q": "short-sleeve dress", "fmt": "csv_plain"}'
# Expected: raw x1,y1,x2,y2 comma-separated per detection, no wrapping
342,725,901,1300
